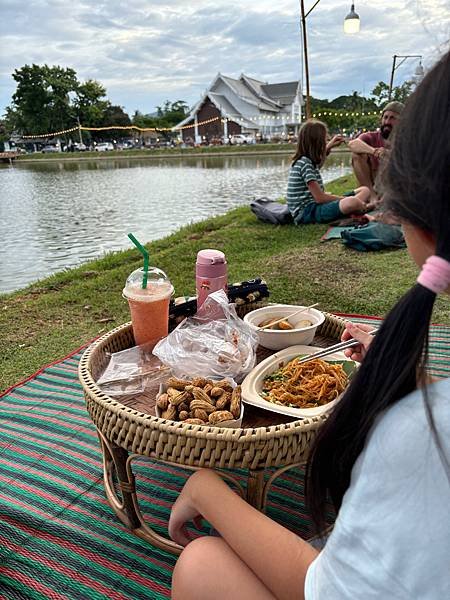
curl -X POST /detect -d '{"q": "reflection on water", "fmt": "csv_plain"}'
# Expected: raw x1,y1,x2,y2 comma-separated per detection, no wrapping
0,153,352,294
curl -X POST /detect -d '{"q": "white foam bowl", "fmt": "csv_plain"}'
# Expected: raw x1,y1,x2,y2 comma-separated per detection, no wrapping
243,304,325,351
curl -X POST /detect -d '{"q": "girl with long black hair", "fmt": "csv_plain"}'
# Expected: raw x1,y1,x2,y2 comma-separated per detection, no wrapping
168,50,450,599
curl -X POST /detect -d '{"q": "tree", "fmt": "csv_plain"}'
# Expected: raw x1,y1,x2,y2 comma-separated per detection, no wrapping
8,64,78,135
74,79,109,127
371,80,414,107
100,105,131,139
155,100,189,127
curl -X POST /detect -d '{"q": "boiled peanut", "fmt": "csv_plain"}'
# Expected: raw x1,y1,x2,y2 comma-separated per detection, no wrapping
184,418,205,425
209,410,234,425
203,383,213,395
215,394,229,410
216,391,232,410
166,377,191,390
191,377,208,388
193,409,209,422
156,393,169,410
210,386,224,398
214,380,234,392
192,387,214,405
230,386,241,418
169,390,190,406
178,410,189,420
190,398,216,414
161,405,177,420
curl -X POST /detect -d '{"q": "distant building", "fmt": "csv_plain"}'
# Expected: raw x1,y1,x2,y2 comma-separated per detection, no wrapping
174,73,302,143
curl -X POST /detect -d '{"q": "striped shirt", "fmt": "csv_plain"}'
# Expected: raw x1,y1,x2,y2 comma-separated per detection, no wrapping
286,156,323,221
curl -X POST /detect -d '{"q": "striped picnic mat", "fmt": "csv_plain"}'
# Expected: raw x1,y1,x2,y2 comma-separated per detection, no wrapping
1,316,449,599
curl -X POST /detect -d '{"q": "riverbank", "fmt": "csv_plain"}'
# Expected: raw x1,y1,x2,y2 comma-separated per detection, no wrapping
15,142,295,163
1,173,448,392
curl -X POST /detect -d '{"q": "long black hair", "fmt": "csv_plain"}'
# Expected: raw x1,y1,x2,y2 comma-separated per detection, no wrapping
306,50,450,533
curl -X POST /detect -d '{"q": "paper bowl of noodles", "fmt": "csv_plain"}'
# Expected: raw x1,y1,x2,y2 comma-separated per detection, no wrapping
241,345,358,419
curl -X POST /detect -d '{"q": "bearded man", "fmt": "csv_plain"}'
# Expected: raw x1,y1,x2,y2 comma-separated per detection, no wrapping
348,101,404,197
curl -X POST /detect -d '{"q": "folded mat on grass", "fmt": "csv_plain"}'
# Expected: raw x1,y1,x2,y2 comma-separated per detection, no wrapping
1,316,449,600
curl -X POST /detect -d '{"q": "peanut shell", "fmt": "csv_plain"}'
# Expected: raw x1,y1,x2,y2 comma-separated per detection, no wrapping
184,418,205,425
191,377,208,388
209,410,234,425
190,398,216,414
210,387,223,398
161,405,177,420
169,390,190,406
215,394,229,410
166,377,190,390
192,387,214,405
193,409,209,422
230,386,241,418
156,394,169,410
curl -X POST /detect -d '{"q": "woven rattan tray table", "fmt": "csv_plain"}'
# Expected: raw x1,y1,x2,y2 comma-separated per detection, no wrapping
79,312,346,555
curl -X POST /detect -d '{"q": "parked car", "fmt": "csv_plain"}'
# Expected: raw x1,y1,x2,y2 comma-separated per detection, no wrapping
41,144,61,153
94,142,114,152
73,142,87,152
230,134,256,145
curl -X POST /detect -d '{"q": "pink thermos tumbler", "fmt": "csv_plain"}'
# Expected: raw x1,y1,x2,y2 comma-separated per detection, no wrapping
195,249,228,308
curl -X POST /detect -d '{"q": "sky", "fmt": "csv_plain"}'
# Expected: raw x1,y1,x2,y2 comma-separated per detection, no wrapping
1,0,449,118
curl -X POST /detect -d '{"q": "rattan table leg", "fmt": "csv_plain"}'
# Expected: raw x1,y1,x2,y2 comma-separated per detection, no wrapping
97,430,183,555
98,430,141,530
246,468,265,511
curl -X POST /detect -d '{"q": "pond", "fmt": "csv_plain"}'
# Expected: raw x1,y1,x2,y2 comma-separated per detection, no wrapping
0,152,352,294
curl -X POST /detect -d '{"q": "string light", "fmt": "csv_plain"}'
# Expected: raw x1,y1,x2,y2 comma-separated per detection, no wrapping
22,109,383,139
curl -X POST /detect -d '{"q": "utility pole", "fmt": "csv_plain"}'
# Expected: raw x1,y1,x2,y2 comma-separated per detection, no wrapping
77,116,83,145
300,0,312,120
388,54,422,101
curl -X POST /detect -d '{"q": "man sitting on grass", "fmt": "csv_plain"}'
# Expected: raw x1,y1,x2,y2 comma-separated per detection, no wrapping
348,101,404,201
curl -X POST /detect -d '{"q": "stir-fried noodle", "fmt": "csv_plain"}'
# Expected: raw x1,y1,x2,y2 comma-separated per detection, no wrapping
261,357,348,408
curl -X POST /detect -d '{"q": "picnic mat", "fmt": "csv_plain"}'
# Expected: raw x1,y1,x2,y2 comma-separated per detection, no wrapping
1,316,449,599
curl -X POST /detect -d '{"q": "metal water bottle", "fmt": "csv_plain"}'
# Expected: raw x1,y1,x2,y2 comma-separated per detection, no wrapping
195,249,228,308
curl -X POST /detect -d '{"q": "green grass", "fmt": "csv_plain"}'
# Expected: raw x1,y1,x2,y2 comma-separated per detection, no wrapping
17,143,294,161
1,173,448,392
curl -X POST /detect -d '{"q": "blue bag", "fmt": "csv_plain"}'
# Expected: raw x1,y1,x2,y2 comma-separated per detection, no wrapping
341,223,406,251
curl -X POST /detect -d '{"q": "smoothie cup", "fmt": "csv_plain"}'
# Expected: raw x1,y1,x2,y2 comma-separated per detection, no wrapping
123,267,173,349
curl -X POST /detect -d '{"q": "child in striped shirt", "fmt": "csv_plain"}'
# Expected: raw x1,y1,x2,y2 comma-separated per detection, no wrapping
287,120,372,224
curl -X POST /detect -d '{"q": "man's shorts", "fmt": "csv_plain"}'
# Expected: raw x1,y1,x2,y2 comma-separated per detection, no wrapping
295,200,345,224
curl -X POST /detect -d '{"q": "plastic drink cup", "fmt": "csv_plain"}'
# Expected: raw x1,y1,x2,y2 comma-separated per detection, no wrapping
123,267,173,349
196,249,228,308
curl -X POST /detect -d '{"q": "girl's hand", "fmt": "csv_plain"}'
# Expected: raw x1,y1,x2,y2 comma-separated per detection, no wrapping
168,470,217,546
328,134,345,148
341,321,374,363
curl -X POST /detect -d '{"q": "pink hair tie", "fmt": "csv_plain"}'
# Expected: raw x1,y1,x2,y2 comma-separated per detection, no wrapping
417,255,450,294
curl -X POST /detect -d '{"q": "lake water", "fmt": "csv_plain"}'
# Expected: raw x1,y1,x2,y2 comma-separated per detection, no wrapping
0,152,352,294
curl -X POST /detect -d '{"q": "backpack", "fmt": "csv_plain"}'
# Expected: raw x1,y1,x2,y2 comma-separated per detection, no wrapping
341,222,406,251
250,198,293,225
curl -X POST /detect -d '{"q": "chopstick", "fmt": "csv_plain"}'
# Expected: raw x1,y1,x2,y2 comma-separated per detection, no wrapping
259,303,319,330
296,328,378,364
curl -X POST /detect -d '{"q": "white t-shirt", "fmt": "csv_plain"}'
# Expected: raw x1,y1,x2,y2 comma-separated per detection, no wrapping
305,378,450,599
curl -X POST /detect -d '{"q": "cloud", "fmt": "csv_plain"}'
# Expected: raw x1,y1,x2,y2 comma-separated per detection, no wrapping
1,0,449,118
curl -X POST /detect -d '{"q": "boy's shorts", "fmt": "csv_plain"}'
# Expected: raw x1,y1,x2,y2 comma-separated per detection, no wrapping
296,200,345,224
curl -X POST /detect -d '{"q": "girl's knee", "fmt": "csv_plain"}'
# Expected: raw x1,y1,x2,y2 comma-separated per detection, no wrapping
355,185,371,201
172,537,225,599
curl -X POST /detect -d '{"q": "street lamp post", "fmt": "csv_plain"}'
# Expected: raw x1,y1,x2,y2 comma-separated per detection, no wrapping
300,2,360,120
388,54,423,101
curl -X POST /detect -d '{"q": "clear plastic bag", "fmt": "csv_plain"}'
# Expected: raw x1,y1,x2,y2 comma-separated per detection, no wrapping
96,345,170,397
153,290,259,382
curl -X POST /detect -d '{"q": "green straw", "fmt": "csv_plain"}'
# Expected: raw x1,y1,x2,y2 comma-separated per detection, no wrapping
127,233,149,288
